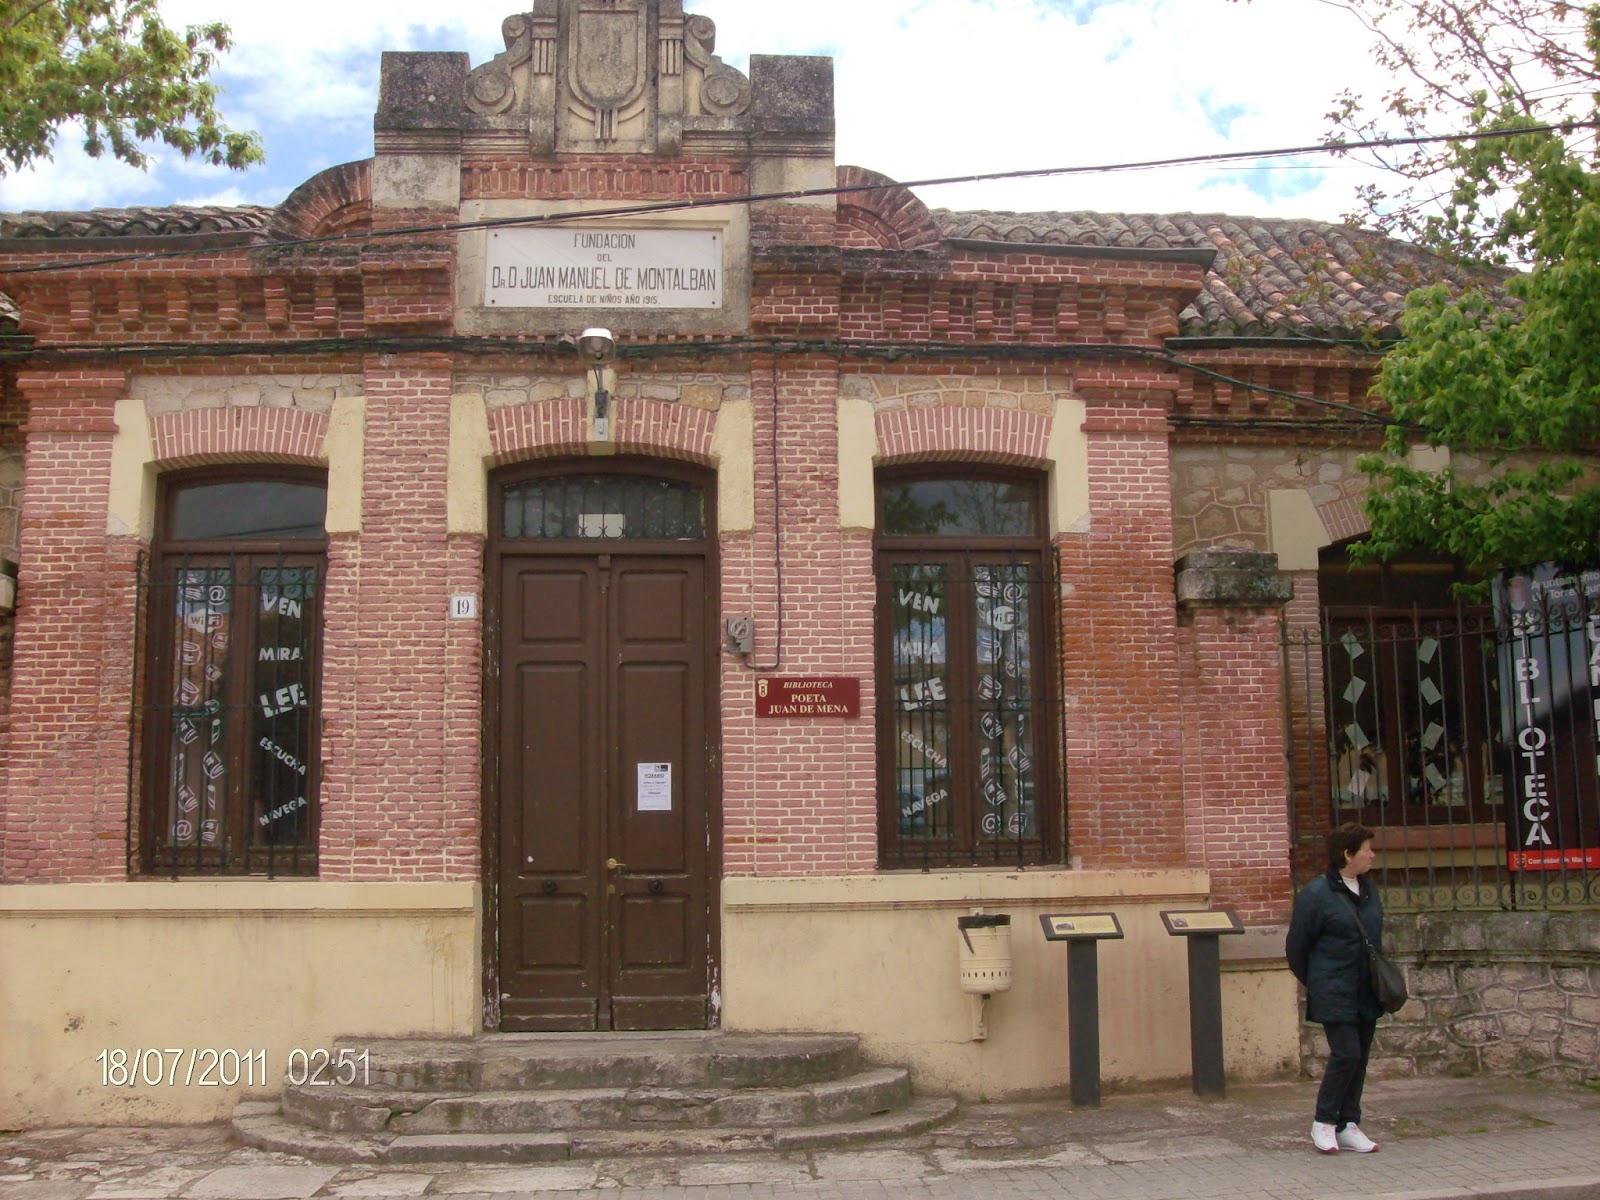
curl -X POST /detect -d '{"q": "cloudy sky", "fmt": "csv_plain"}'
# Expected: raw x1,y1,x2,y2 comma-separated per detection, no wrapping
0,0,1398,223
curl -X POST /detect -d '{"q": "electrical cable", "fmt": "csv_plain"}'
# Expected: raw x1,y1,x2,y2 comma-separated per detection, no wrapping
1,119,1593,278
758,358,783,672
0,331,1404,429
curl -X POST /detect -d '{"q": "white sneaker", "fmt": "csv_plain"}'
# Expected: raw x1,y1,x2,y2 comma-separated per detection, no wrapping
1312,1121,1340,1153
1337,1124,1379,1153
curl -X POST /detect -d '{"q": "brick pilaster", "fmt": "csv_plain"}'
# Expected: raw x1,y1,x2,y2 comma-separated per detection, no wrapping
318,355,477,881
723,355,874,876
1281,568,1329,883
1175,551,1297,922
0,370,132,881
1057,387,1187,868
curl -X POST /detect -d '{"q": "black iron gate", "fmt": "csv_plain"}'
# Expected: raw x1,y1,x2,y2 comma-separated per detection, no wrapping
1283,592,1600,911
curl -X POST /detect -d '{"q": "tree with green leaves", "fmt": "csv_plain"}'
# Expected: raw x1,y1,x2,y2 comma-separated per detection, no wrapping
1315,0,1599,262
1293,1,1600,577
0,0,262,176
1359,125,1600,578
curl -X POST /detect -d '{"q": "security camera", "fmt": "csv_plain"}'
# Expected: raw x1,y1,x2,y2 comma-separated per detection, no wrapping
576,328,616,364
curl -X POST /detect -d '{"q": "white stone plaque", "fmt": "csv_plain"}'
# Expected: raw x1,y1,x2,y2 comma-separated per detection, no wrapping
485,227,723,310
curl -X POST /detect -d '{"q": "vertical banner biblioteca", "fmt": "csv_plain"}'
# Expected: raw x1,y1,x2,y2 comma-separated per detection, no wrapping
1498,566,1600,878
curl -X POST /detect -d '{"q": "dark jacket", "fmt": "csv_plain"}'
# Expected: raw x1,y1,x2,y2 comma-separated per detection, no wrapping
1285,868,1384,1024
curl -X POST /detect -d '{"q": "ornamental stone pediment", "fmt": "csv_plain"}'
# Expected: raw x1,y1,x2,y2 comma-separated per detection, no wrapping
452,0,760,156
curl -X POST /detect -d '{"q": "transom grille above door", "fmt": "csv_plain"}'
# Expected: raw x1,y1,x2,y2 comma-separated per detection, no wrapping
502,474,706,541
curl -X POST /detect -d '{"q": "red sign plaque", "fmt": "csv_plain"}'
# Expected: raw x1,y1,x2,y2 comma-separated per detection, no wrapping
755,676,861,719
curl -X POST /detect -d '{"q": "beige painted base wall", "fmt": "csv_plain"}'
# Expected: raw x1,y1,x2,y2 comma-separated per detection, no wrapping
2,874,1300,1125
0,883,480,1126
721,871,1300,1099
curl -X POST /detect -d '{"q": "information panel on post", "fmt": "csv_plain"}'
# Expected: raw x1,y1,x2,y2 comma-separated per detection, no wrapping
1160,910,1245,936
1039,913,1124,941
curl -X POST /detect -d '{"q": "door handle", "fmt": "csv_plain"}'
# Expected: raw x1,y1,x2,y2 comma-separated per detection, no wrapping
607,858,627,872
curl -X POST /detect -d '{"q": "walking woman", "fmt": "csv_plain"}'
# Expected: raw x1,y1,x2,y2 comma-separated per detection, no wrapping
1285,822,1384,1154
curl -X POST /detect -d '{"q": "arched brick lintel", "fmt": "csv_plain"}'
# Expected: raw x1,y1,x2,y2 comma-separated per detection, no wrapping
488,398,718,467
149,407,330,470
1317,491,1371,545
270,159,373,241
836,165,944,251
874,406,1053,470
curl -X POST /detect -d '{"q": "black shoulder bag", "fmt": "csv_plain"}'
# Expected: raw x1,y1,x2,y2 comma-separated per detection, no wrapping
1338,886,1408,1014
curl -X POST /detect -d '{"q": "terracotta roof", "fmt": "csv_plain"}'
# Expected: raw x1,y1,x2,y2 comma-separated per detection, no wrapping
0,205,274,239
937,209,1502,339
0,199,1500,340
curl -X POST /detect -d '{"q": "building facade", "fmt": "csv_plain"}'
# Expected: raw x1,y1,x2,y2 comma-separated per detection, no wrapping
0,0,1528,1125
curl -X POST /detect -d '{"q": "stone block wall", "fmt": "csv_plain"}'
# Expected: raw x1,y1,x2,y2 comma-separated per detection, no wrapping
1299,911,1600,1083
1169,442,1571,560
1170,444,1366,559
457,370,746,414
130,373,359,418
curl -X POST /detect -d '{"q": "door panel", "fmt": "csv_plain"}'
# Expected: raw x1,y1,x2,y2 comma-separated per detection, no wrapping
608,559,708,1030
497,551,712,1032
518,662,588,872
499,560,602,1030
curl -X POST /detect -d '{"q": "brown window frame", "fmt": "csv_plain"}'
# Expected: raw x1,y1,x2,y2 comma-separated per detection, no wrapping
137,468,327,877
874,468,1062,869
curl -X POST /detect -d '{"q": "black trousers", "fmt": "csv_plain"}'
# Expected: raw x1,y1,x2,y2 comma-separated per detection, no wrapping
1315,1019,1377,1128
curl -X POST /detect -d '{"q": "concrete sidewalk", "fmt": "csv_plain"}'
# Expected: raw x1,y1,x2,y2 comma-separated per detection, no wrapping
2,1074,1598,1200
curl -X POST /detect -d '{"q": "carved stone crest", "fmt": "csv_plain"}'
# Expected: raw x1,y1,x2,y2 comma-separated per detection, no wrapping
569,1,650,114
457,1,760,155
566,0,652,140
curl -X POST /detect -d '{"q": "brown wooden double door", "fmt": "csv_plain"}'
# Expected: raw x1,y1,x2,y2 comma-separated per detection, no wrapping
495,550,715,1031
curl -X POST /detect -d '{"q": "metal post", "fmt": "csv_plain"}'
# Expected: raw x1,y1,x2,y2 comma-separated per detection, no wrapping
1040,913,1122,1109
1187,933,1225,1098
1066,939,1101,1108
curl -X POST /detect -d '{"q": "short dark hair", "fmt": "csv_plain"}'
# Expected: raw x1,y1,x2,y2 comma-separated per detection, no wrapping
1327,822,1375,872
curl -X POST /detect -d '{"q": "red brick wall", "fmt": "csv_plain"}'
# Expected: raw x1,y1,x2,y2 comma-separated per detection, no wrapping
1282,569,1332,883
0,369,22,811
722,356,876,876
0,370,132,881
1057,390,1188,869
1178,604,1294,922
0,149,1360,911
316,356,478,881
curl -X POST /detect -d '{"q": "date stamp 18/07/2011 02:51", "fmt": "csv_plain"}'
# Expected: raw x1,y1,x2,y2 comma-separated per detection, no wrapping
95,1046,369,1088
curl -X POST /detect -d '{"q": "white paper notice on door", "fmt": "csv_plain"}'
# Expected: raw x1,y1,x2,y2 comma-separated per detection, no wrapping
637,762,673,812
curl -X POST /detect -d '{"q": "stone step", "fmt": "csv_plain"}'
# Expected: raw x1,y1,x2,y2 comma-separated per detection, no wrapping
323,1032,861,1092
238,1031,956,1163
281,1066,913,1135
232,1096,960,1164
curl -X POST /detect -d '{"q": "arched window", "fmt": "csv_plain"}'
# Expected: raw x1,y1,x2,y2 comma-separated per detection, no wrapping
140,471,327,875
875,470,1061,868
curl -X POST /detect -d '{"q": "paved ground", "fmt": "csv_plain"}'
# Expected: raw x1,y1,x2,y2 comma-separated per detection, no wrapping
2,1075,1598,1200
